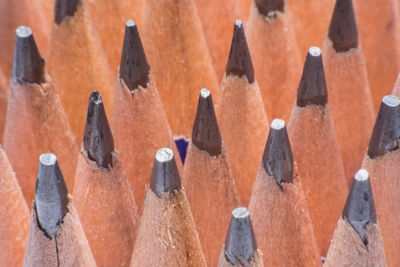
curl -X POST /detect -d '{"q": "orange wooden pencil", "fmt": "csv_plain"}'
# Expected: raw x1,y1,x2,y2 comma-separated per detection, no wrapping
324,169,387,266
322,0,375,185
249,119,320,266
362,95,400,266
23,153,96,266
216,20,269,205
183,88,240,266
130,148,207,266
4,26,78,204
111,20,180,212
0,147,29,267
74,91,139,267
48,0,114,142
218,207,264,266
287,46,348,256
142,0,219,140
245,0,301,121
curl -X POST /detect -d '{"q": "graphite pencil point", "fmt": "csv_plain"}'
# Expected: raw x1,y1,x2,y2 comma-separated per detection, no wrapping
328,0,358,52
150,148,181,198
297,46,328,107
262,119,294,186
255,0,284,16
12,26,45,85
120,20,150,91
35,153,69,238
54,0,80,24
192,88,222,156
226,20,254,83
83,91,114,168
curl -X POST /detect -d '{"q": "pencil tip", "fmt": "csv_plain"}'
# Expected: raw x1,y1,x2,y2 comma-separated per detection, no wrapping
192,89,222,156
12,26,45,84
296,46,328,107
342,169,377,245
255,0,284,16
224,207,257,265
226,20,254,83
328,0,358,52
368,95,400,158
35,153,69,238
150,148,181,198
83,91,114,168
120,20,150,91
54,0,80,24
262,119,294,186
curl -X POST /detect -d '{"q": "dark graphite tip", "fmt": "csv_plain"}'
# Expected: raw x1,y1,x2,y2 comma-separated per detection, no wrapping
83,91,114,168
54,0,80,24
224,207,257,265
12,26,45,85
150,148,181,198
262,119,294,187
120,20,150,91
255,0,285,16
328,0,358,52
342,169,377,245
191,88,222,156
368,95,400,159
226,20,255,84
296,46,328,107
35,153,69,238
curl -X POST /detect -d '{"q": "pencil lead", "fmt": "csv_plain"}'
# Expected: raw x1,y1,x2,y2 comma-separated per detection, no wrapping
224,207,257,265
226,20,254,84
120,20,150,91
255,0,284,16
367,95,400,159
83,91,114,168
150,148,181,198
262,119,294,187
297,46,328,107
342,169,377,245
12,26,45,84
54,0,80,24
328,0,358,52
35,153,69,238
192,88,222,156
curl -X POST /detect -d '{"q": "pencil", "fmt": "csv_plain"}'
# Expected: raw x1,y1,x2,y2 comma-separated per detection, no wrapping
130,148,207,266
218,207,263,266
287,46,348,256
245,0,301,121
324,169,387,266
322,0,375,185
23,153,96,267
362,95,400,266
183,88,240,266
73,91,139,267
48,0,114,142
216,20,269,205
0,147,29,267
249,119,321,266
142,0,218,140
4,26,78,204
111,20,180,212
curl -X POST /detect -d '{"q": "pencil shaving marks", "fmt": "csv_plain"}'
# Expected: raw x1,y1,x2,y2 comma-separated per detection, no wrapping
368,95,400,158
255,0,284,17
54,0,80,24
192,88,222,156
262,119,294,187
12,26,45,84
342,169,377,245
35,153,69,238
296,46,328,107
120,20,150,91
226,20,255,84
150,148,181,198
